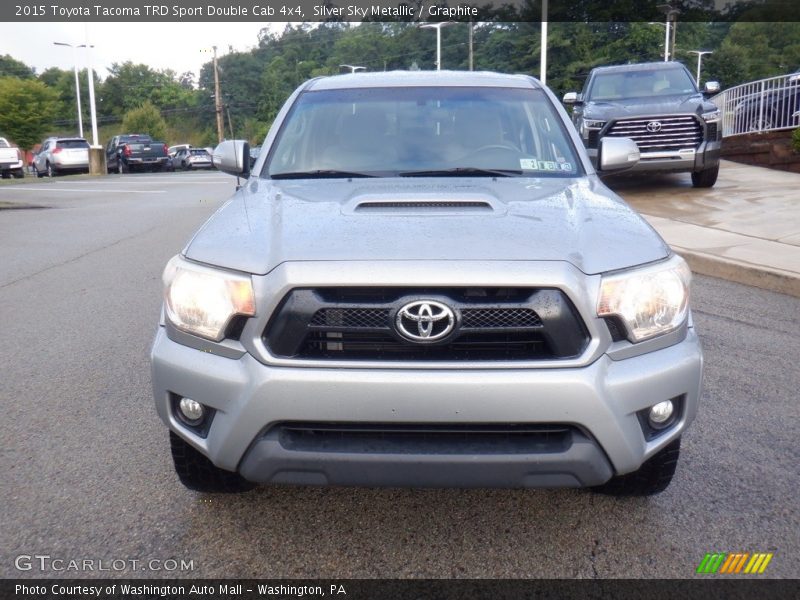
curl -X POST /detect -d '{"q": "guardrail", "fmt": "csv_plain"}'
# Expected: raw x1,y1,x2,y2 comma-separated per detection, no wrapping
711,72,800,137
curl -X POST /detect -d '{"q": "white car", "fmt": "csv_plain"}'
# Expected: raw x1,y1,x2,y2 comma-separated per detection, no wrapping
32,137,90,177
171,147,214,170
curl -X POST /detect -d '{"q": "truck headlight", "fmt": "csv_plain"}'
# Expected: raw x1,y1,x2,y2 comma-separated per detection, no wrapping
163,255,255,341
702,109,721,123
580,119,606,138
597,256,691,343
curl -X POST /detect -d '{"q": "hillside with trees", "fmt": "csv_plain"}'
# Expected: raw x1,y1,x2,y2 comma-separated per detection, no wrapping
0,19,798,150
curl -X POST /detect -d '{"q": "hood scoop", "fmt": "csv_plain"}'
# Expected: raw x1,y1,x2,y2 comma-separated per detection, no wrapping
345,194,502,215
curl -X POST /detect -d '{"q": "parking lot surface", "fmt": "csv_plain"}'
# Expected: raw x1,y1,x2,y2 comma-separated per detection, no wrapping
1,170,797,578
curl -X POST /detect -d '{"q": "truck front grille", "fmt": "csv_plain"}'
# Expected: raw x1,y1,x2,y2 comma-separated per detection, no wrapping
605,115,703,152
263,287,589,362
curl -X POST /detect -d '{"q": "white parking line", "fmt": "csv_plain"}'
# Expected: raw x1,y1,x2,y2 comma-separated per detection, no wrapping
0,187,167,194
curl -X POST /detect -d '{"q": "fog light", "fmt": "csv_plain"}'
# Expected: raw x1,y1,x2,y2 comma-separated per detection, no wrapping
178,397,205,424
648,400,674,428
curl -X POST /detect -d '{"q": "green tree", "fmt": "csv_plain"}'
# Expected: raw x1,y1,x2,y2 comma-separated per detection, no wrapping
0,77,59,150
121,101,168,141
0,55,35,78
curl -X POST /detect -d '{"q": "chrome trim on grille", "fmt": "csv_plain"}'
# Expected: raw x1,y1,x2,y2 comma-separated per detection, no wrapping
605,115,704,152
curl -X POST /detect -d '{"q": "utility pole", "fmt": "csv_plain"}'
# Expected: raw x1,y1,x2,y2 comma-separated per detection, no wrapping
468,21,474,71
213,46,224,143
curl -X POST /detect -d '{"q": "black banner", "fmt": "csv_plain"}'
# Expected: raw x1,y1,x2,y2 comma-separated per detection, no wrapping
2,0,799,23
3,579,799,600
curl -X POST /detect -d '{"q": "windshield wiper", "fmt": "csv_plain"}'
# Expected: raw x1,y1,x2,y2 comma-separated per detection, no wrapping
399,167,522,178
270,169,377,179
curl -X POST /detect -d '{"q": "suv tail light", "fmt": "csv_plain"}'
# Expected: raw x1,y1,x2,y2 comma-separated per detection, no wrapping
52,147,62,154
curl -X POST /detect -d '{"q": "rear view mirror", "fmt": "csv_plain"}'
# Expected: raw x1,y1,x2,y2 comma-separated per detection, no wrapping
597,137,640,172
563,92,581,105
703,81,720,95
213,140,251,178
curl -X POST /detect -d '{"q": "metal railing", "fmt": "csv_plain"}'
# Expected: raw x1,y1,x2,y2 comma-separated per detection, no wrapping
711,72,800,137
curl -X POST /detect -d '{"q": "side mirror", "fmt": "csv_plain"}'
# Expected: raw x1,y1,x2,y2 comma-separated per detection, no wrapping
703,81,720,95
597,137,639,172
563,92,581,105
213,140,251,178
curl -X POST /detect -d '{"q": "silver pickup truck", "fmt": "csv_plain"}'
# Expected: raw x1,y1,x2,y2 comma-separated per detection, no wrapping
151,71,703,496
0,137,25,179
564,62,722,187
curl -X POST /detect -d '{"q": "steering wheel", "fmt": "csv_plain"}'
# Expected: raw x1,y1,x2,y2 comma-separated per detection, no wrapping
470,144,519,154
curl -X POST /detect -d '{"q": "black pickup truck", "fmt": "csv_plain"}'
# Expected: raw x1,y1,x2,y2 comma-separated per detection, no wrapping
106,134,170,173
563,62,722,187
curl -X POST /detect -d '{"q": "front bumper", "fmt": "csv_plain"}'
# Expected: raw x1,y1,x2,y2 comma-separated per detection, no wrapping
151,323,703,488
588,140,721,174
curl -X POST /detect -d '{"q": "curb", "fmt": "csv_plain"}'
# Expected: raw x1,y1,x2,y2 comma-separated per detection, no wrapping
674,247,800,299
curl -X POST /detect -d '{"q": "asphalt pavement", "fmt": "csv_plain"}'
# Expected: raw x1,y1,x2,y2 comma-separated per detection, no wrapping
0,168,798,579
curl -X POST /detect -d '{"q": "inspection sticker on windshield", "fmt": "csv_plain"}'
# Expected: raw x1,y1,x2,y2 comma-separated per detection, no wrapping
520,159,573,172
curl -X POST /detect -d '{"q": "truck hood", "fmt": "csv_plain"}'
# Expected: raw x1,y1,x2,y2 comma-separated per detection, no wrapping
583,93,717,120
184,176,670,276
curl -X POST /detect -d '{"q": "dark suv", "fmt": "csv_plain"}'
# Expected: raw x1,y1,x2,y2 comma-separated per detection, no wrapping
564,62,722,187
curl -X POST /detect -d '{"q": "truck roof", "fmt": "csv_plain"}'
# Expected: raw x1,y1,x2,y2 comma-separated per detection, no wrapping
589,61,688,74
306,70,541,91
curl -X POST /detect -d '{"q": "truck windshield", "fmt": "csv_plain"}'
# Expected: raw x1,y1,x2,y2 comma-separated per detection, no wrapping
588,68,697,101
267,86,581,178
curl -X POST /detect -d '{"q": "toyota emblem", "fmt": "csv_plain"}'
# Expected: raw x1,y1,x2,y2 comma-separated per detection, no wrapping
646,120,662,132
395,300,456,342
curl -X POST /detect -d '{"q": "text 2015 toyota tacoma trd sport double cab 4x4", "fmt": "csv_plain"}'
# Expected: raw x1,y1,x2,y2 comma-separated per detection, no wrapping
151,71,703,496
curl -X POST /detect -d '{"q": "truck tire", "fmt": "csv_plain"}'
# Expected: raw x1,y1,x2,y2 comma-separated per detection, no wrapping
12,168,24,179
592,437,681,496
170,431,256,493
691,164,719,188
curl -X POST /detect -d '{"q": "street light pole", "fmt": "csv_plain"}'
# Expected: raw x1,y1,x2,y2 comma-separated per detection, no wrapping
687,50,713,85
53,42,84,138
540,0,548,85
83,25,99,147
339,64,366,73
657,4,680,61
420,22,455,71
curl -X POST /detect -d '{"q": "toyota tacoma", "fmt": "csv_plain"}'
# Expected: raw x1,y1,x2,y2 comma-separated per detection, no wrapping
151,71,703,496
563,61,722,187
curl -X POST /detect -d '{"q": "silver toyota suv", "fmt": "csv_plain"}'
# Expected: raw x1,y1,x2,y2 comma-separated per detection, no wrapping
151,71,703,496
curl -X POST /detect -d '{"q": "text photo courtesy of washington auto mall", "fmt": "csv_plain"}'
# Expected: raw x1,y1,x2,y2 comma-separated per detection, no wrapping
1,0,799,599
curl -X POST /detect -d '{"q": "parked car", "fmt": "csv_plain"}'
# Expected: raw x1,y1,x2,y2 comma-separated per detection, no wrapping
171,147,213,170
106,134,170,173
0,137,25,179
733,70,800,132
564,61,722,187
32,137,90,177
152,71,703,497
168,144,192,158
